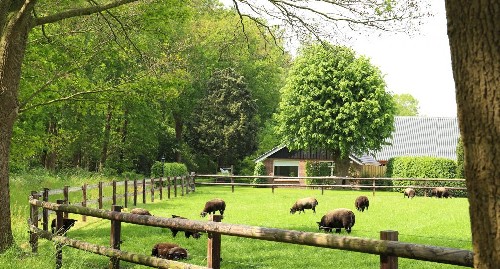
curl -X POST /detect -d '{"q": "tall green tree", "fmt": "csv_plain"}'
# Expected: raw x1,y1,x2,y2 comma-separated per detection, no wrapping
276,43,395,175
185,68,258,168
393,93,420,116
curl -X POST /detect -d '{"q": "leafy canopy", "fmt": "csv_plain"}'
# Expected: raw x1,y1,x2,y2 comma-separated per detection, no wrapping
276,43,395,157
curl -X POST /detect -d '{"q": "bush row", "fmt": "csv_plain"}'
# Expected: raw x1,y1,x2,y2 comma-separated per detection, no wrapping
386,156,466,197
150,162,188,178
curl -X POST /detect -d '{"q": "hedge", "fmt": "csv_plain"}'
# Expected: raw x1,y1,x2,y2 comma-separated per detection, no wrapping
252,162,268,185
386,156,466,197
150,161,188,178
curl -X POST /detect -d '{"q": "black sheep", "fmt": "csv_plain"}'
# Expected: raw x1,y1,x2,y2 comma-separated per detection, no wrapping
290,197,318,214
51,218,77,235
170,215,201,239
430,187,451,198
200,198,226,217
151,242,188,260
404,188,416,199
317,208,355,234
354,196,369,212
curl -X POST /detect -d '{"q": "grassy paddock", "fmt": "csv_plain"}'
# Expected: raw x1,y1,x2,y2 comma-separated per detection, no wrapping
3,180,472,269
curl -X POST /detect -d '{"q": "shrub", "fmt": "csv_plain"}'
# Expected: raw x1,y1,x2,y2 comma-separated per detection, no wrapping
252,162,268,185
150,162,188,178
386,156,466,197
305,161,334,185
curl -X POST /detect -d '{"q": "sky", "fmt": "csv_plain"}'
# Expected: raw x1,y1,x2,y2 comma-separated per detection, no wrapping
350,1,457,117
221,1,458,117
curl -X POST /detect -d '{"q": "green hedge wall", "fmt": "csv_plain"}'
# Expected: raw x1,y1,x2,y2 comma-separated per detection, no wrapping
305,161,335,185
252,162,268,185
386,156,466,197
150,162,188,178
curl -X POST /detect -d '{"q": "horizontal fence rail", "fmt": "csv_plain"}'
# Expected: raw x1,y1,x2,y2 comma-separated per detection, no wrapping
29,198,474,268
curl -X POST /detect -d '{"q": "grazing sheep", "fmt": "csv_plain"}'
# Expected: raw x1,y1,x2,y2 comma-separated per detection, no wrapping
170,215,201,239
354,196,369,212
130,208,152,215
151,243,188,260
404,188,416,199
290,197,319,214
200,198,226,217
51,218,77,234
430,187,451,198
317,208,355,234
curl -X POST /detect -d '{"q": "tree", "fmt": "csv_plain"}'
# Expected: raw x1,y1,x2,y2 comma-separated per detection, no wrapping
393,93,420,116
445,1,500,268
185,68,258,168
276,43,395,175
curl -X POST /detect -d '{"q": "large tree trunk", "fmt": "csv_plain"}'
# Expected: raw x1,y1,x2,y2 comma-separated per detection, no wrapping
445,1,500,268
0,7,32,253
99,103,113,171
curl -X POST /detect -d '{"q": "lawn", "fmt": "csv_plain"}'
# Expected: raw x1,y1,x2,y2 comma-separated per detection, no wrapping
2,177,472,269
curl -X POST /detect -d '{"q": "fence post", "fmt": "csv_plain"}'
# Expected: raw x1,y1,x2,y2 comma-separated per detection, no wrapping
372,179,376,196
98,182,103,209
167,176,171,199
207,215,222,269
380,230,399,269
159,177,163,200
142,178,146,204
29,191,39,253
43,188,49,231
185,176,190,195
174,177,178,198
82,184,87,222
231,177,234,193
63,185,69,218
112,180,117,205
109,205,122,269
55,200,64,269
190,172,196,192
124,179,128,208
181,176,185,196
133,179,138,206
150,178,155,203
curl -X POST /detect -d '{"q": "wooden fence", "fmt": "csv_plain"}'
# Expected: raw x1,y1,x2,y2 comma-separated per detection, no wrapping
193,174,467,196
31,175,195,224
28,195,473,269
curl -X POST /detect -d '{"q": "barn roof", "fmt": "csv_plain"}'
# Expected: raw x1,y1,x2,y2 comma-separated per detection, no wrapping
255,116,460,164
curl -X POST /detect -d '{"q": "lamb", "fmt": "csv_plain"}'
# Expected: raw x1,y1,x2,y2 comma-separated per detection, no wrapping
404,188,416,199
430,187,451,198
51,218,77,234
151,242,188,260
317,208,355,234
290,197,318,214
354,196,369,212
200,198,226,217
170,215,201,239
130,208,152,215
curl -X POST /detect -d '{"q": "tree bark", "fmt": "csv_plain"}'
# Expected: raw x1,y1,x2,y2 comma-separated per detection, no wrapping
99,103,113,172
445,1,500,268
0,3,33,252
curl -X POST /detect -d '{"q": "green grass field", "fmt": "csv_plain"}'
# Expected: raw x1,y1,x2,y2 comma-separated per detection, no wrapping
3,174,472,269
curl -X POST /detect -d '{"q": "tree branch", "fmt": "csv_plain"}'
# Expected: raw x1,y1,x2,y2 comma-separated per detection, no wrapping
34,0,139,26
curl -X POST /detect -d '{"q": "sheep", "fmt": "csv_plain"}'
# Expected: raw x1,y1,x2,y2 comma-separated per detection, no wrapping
290,197,318,214
317,208,355,234
404,188,416,199
200,198,226,217
170,215,201,239
151,243,188,260
51,218,77,234
130,208,152,215
354,196,369,212
430,187,451,198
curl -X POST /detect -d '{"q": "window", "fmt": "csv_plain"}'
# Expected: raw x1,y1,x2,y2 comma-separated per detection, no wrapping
273,160,299,177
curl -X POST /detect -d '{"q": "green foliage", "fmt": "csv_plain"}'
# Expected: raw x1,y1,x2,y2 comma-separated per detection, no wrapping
456,137,464,178
252,161,268,185
185,68,258,166
386,156,466,197
150,162,188,178
276,43,395,157
305,161,334,185
393,93,420,116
